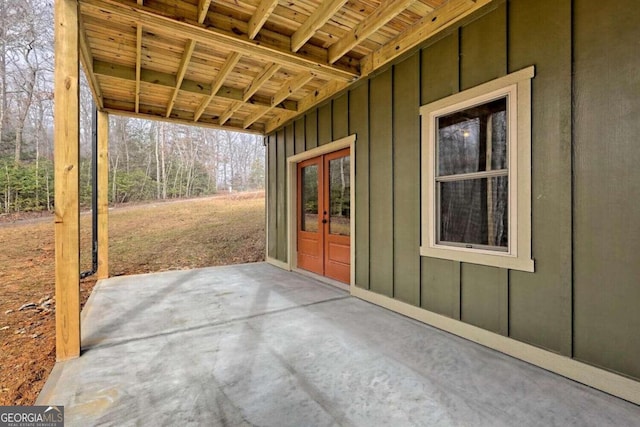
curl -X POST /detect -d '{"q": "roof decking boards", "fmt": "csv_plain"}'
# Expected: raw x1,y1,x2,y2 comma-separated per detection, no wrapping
79,0,491,134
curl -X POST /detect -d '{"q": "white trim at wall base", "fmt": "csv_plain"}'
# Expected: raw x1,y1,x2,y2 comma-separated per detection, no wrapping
351,286,640,406
266,256,291,271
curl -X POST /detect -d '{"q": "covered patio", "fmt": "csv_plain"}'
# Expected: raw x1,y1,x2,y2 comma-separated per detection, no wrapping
50,0,640,415
38,263,640,425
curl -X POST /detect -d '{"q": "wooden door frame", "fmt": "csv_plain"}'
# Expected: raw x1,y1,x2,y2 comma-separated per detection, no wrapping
286,134,356,290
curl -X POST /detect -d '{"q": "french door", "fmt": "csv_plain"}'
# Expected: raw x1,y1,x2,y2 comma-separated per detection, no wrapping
297,148,350,283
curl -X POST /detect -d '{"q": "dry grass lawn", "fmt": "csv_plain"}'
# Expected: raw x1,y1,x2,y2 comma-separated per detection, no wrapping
0,192,265,405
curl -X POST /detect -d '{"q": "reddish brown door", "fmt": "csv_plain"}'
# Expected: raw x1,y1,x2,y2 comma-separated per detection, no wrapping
297,149,351,283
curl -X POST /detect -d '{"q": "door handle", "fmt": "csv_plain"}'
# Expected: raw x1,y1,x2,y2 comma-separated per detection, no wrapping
322,219,328,224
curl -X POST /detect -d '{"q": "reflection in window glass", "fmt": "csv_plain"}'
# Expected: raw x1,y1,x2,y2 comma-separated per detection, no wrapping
437,98,507,176
301,165,318,232
329,156,350,236
436,97,508,250
439,177,508,248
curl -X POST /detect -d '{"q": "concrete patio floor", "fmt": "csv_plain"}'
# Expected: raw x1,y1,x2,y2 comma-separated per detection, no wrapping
37,263,640,426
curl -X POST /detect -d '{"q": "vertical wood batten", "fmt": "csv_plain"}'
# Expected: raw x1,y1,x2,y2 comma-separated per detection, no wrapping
294,118,305,154
508,0,572,355
305,111,318,150
96,111,109,279
318,102,332,145
458,4,507,333
332,93,349,140
349,82,370,289
573,0,640,378
267,134,277,258
54,0,81,360
276,129,287,262
368,69,393,297
420,33,461,318
392,56,420,306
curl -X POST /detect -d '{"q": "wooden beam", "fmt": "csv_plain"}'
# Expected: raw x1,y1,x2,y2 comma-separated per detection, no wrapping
328,0,418,64
248,0,279,39
78,16,103,109
218,101,243,126
135,0,143,113
135,24,142,113
218,62,280,125
92,60,297,112
243,62,280,101
197,0,212,24
271,72,314,107
244,71,313,128
166,39,197,117
360,0,493,77
103,106,265,134
291,0,348,52
266,79,349,133
79,0,358,81
194,51,242,122
97,110,109,279
54,0,81,361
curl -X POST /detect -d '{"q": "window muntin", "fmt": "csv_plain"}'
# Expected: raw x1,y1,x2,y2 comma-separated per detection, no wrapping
420,66,535,272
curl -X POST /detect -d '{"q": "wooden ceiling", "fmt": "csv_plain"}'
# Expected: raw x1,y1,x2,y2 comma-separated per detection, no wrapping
79,0,491,134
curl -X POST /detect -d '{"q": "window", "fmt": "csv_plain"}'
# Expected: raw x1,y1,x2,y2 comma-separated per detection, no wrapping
420,66,535,272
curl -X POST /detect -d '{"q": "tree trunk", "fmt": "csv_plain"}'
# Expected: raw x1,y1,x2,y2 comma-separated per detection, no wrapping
0,2,7,149
155,123,161,199
161,125,167,199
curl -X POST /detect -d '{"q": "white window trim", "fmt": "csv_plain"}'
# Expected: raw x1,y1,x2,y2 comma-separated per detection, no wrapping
420,66,535,272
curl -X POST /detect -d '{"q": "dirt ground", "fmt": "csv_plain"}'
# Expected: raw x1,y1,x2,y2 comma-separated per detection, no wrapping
0,192,265,405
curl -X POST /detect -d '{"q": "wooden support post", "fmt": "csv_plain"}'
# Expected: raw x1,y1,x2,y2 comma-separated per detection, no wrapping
54,0,81,360
97,111,109,279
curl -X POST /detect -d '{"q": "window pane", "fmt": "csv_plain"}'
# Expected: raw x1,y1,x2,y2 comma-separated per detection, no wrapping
329,156,350,236
301,165,318,232
439,176,508,248
437,98,507,176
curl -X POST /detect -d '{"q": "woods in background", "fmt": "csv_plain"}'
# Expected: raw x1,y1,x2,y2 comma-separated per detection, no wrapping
0,0,264,214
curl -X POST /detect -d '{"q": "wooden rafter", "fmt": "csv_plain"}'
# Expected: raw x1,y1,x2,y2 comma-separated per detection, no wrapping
135,24,142,113
248,0,279,39
328,0,418,64
244,62,281,101
165,39,196,118
78,16,103,109
165,0,212,118
291,0,348,52
244,72,314,128
134,0,143,113
219,101,243,126
79,0,358,81
194,51,242,122
197,0,212,24
266,79,349,133
77,0,496,134
220,62,281,125
92,60,297,113
360,0,492,77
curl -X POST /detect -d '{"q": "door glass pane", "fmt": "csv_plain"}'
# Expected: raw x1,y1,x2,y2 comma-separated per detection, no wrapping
301,165,318,232
439,176,508,248
329,156,350,236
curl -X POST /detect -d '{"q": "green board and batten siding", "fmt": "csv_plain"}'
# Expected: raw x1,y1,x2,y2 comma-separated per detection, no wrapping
265,0,640,382
573,0,640,379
